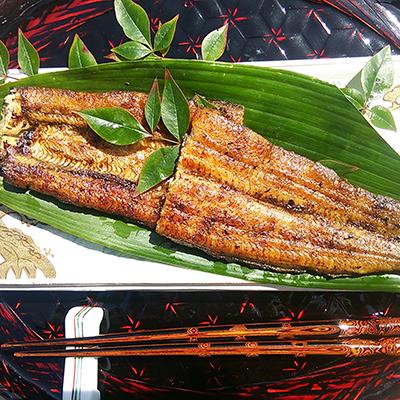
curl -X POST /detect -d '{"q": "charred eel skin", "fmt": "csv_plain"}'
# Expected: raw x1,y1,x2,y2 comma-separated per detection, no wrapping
0,88,399,275
156,108,400,276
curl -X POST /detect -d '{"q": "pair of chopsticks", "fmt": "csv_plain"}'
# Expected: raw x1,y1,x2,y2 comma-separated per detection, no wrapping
2,317,399,358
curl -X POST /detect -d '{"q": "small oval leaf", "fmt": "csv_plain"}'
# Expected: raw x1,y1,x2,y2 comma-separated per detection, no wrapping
369,105,397,131
78,107,151,145
0,41,10,83
115,0,151,47
17,29,39,76
154,15,179,53
68,34,97,69
340,87,365,110
161,70,190,141
361,45,394,99
319,159,359,176
145,78,161,132
136,145,180,194
201,24,228,61
112,40,151,60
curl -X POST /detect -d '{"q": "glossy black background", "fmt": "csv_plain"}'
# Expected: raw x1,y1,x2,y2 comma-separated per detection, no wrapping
1,0,400,68
0,0,399,398
0,291,399,399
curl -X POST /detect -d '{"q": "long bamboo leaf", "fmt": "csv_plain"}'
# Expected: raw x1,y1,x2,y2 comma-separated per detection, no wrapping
0,59,399,290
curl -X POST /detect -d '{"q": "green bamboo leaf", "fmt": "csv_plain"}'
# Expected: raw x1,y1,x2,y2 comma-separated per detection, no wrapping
68,34,97,69
145,78,161,132
136,145,179,193
161,70,190,140
0,41,10,84
201,24,228,61
112,40,151,60
369,105,397,131
319,159,359,175
154,15,179,52
17,29,39,76
1,59,400,290
361,45,394,99
78,107,150,145
114,0,151,47
340,87,365,110
193,94,216,109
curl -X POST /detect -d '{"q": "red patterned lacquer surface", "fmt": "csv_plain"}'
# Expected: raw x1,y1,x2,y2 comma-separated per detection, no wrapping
0,292,399,399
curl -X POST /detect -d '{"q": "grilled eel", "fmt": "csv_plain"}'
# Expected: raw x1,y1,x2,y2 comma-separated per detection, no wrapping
157,108,400,276
0,87,399,276
0,87,243,228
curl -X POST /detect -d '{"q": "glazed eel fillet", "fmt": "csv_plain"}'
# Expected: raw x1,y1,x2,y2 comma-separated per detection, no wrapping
0,87,399,276
0,87,243,228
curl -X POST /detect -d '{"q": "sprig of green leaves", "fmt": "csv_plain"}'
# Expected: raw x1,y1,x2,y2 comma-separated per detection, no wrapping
342,45,397,131
113,0,159,59
77,71,189,194
137,72,189,192
112,0,227,61
0,1,229,85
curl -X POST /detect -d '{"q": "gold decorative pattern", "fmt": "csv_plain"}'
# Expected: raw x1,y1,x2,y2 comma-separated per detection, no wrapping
198,342,211,357
0,211,56,279
187,327,199,342
384,85,400,112
245,341,259,357
229,324,247,341
277,322,295,339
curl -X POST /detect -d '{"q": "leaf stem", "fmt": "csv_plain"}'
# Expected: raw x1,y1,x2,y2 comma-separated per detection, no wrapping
159,136,180,145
